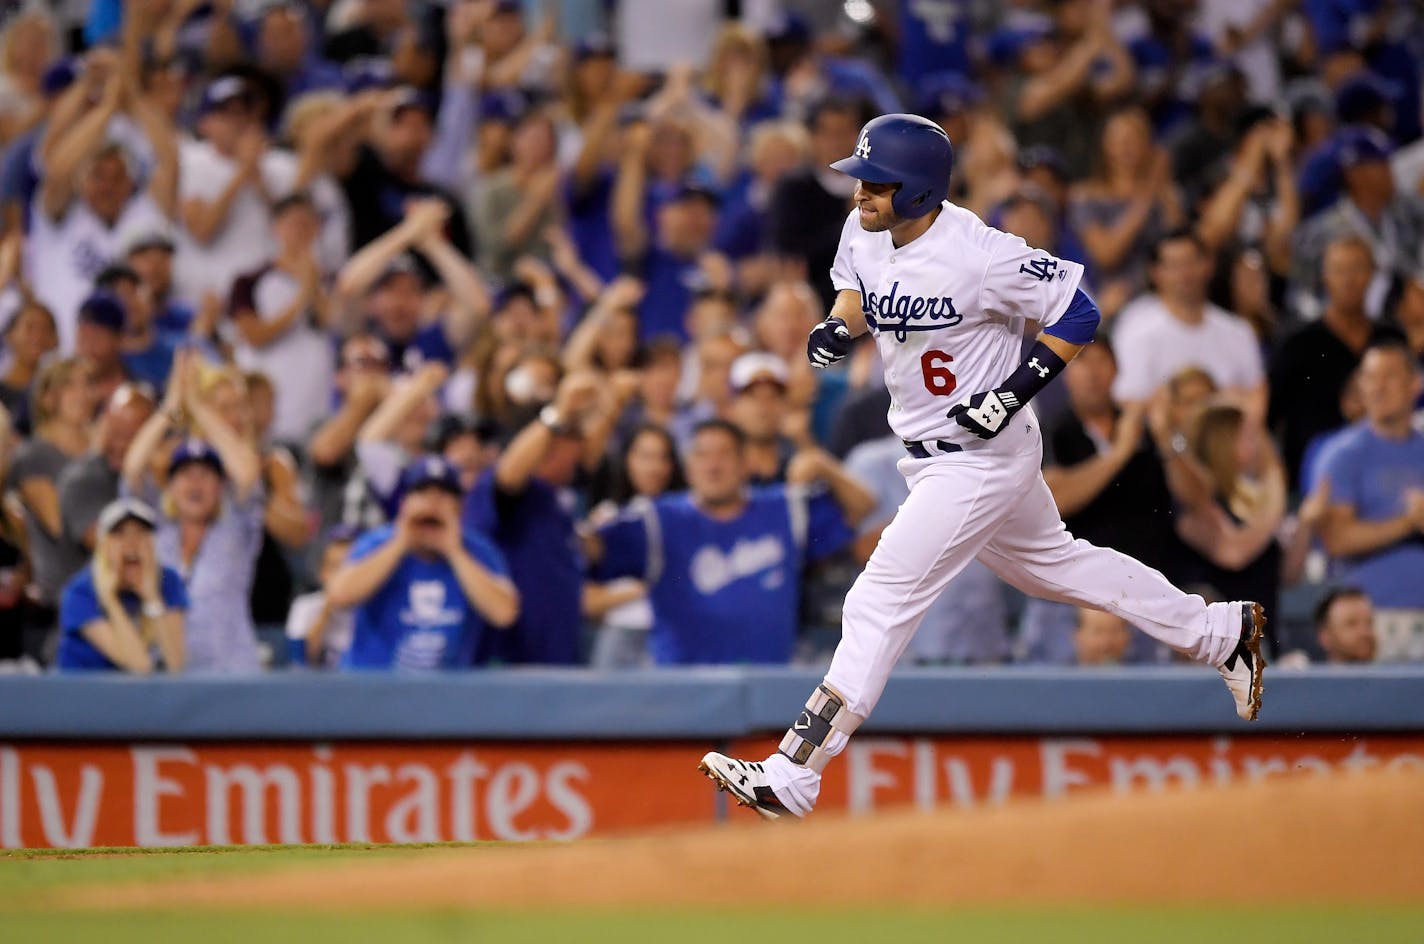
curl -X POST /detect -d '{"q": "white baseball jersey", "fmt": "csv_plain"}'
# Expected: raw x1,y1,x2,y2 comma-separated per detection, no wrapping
830,201,1083,452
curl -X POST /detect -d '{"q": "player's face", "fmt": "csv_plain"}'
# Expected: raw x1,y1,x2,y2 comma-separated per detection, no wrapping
854,180,899,232
687,429,746,507
1320,596,1376,663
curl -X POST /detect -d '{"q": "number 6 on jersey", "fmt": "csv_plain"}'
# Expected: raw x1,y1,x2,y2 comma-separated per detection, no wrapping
919,350,957,396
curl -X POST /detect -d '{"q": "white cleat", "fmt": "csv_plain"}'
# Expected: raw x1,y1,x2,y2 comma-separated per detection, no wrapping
697,752,795,820
1219,602,1267,721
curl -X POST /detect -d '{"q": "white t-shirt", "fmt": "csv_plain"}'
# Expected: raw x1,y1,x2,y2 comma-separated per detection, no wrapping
830,201,1083,452
230,265,336,443
173,139,298,305
24,192,167,352
1110,294,1265,402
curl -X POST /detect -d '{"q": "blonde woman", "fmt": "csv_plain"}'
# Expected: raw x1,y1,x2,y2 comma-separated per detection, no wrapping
121,350,263,672
56,498,185,672
1175,400,1287,654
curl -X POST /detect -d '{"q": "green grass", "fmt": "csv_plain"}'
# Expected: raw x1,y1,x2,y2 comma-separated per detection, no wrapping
2,846,1420,943
2,908,1422,944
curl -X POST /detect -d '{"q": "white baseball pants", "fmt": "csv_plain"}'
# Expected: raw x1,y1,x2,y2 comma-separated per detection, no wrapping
765,441,1246,813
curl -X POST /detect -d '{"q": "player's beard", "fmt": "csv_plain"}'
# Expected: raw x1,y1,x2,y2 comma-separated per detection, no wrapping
857,205,898,233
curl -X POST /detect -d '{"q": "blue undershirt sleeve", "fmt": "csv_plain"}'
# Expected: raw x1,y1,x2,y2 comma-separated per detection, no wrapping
1044,288,1101,346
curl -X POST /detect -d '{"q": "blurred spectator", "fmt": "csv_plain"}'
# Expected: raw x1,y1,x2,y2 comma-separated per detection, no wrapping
121,351,264,673
1111,230,1265,414
587,419,873,665
1176,400,1288,654
1315,341,1424,656
55,498,185,673
0,8,58,147
254,1,344,100
717,121,809,296
1313,586,1377,664
95,264,176,392
1127,0,1219,131
285,526,359,670
8,357,93,661
74,292,130,406
1167,66,1249,207
329,455,517,671
469,108,563,284
0,298,58,435
308,333,392,527
1270,235,1403,488
333,198,489,371
1005,0,1134,181
349,361,447,528
1073,607,1135,667
175,76,299,306
1194,113,1298,278
428,413,500,494
119,222,193,345
464,370,610,665
767,98,869,310
339,88,471,256
728,351,798,485
584,423,687,669
1292,128,1424,321
1069,107,1184,315
844,434,1009,665
59,383,155,557
229,192,337,445
0,405,27,666
28,57,177,350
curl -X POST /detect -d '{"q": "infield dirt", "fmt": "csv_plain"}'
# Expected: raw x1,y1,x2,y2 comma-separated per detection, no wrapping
61,766,1424,910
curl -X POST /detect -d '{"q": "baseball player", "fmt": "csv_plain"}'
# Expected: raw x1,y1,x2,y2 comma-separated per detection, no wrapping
699,114,1267,819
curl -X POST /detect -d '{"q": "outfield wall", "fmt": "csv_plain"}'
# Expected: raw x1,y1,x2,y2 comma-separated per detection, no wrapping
1,667,1422,848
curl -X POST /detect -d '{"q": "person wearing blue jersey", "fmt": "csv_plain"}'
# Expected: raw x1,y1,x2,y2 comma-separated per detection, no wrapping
587,419,874,665
56,498,186,673
329,456,519,671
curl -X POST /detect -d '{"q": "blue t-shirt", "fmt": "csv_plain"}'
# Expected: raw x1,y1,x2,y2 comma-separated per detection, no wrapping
565,169,621,283
463,471,584,665
634,247,703,342
342,525,510,671
896,2,972,89
381,322,456,373
122,336,177,393
593,486,853,665
56,564,189,671
1316,423,1424,608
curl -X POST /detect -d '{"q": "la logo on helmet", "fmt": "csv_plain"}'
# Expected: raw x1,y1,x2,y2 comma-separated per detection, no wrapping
854,134,872,159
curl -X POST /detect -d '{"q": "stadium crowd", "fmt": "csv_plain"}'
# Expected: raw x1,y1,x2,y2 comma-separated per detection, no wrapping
0,0,1419,675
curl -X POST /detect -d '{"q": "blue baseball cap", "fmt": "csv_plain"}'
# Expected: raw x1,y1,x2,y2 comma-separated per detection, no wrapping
78,292,126,333
574,32,616,62
479,89,528,124
1337,126,1393,168
1335,72,1398,124
399,454,463,496
42,58,79,97
343,56,395,94
168,438,225,478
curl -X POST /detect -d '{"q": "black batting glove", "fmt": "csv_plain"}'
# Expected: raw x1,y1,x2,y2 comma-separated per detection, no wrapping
947,389,1023,440
807,316,853,369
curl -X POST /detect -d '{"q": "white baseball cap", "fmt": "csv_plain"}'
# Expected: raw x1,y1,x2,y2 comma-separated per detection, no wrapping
729,352,789,394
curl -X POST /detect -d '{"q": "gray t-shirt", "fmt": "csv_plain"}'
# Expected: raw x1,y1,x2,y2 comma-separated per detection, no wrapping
6,439,86,605
58,453,119,554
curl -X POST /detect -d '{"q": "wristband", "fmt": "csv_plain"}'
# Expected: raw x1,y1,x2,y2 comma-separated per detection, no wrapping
999,341,1068,407
142,600,166,620
539,404,569,435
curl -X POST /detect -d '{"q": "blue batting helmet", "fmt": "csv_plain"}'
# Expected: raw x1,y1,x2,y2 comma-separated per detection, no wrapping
830,113,954,220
